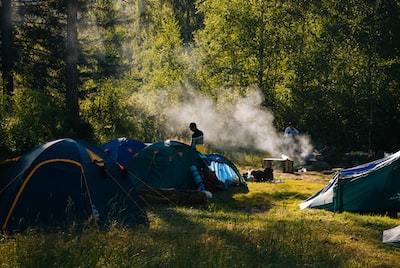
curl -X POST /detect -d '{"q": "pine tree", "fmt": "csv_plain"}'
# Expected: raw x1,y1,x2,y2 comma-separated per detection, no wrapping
0,0,15,95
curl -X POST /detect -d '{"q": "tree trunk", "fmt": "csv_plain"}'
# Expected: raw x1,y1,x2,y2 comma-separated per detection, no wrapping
66,0,80,127
1,0,14,95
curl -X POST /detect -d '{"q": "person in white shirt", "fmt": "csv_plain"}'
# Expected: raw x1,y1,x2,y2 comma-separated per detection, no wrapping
284,122,299,138
283,122,300,160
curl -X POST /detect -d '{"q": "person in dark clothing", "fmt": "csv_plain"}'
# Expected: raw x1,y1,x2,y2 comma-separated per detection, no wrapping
189,122,205,153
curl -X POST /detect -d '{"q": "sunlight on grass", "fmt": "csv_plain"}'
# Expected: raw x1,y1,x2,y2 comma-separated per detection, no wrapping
0,176,399,267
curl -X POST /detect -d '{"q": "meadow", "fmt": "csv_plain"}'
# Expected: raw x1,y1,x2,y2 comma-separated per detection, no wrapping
0,172,399,268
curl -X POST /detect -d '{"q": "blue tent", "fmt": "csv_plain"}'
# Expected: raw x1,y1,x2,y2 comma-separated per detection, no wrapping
204,154,246,187
102,138,146,167
0,139,146,232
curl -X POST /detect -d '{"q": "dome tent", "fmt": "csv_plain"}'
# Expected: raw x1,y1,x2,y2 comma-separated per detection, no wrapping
126,140,220,204
127,140,207,190
0,139,146,232
204,153,247,187
102,138,146,167
300,151,400,212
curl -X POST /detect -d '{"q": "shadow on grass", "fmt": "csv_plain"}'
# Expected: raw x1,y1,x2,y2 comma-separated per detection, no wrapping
4,184,400,267
146,206,383,267
145,186,400,266
5,202,400,267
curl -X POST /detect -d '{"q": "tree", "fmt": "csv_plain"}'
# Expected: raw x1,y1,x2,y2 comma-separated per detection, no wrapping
0,0,15,95
194,0,291,101
169,0,204,43
80,0,133,83
194,0,400,153
133,0,187,90
15,0,66,92
66,0,80,127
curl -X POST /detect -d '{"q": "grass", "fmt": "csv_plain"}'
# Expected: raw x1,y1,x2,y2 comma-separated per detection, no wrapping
0,172,399,267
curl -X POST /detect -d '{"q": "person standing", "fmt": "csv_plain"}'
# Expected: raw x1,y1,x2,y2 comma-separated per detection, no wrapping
284,122,299,138
189,122,205,153
283,122,300,158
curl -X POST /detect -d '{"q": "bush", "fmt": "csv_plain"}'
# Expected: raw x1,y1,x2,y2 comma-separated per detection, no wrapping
81,79,140,143
6,88,63,153
81,78,171,143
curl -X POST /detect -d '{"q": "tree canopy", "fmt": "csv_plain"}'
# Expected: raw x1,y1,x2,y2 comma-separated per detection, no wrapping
0,0,399,161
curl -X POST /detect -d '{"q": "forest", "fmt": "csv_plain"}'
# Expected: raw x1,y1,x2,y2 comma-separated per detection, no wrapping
1,1,400,266
1,0,400,160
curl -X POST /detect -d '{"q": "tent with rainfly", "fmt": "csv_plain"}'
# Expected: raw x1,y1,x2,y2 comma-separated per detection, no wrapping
127,140,208,191
0,139,146,232
383,225,400,247
102,138,146,168
204,153,246,187
300,151,400,212
126,140,225,203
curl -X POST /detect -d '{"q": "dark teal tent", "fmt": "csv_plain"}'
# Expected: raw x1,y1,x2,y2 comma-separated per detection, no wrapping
127,140,207,191
300,151,400,212
0,139,146,232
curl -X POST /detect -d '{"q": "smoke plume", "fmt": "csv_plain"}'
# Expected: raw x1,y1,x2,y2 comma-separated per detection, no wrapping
162,87,313,163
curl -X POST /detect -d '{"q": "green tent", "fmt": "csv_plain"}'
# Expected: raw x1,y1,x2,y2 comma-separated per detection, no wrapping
126,140,207,191
300,151,400,212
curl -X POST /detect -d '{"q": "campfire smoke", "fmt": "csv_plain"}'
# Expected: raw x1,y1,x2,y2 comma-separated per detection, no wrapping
164,87,313,163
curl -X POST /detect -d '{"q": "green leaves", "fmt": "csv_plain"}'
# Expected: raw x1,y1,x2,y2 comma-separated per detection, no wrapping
2,0,400,156
194,0,400,152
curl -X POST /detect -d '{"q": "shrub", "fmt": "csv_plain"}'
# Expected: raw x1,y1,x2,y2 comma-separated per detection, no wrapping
6,88,63,153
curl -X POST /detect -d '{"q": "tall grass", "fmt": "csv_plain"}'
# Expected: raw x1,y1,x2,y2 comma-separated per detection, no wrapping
0,176,399,267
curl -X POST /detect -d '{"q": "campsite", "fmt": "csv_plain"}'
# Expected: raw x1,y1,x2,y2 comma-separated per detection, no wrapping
0,170,399,267
0,140,399,267
1,0,400,267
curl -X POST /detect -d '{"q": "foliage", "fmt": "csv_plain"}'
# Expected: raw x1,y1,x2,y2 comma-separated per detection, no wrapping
169,0,204,43
15,0,67,93
1,0,400,157
125,90,169,142
81,78,142,143
80,0,133,82
137,0,188,91
194,0,400,153
5,88,64,153
194,0,292,97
